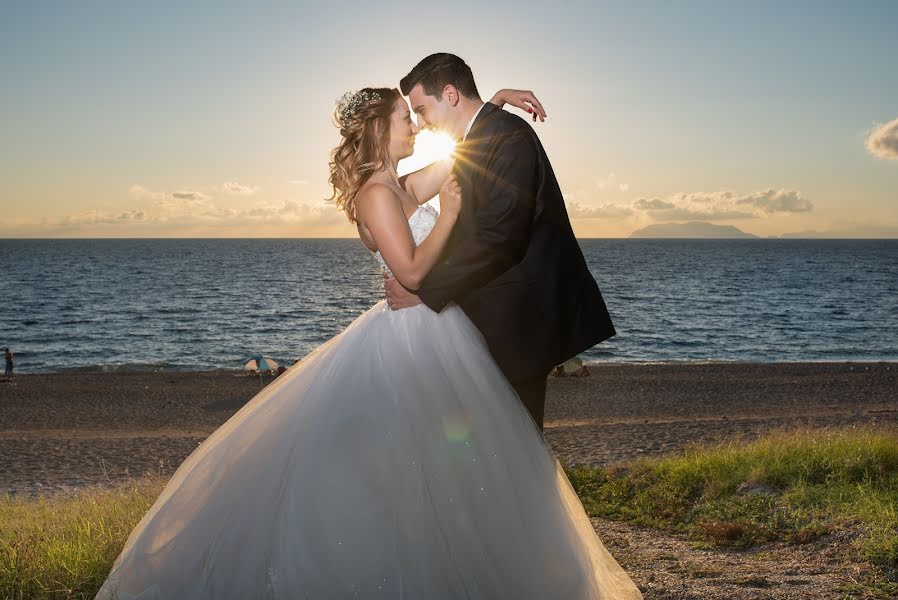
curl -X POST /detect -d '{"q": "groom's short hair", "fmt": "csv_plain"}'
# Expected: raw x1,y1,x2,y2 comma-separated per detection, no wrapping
400,53,481,101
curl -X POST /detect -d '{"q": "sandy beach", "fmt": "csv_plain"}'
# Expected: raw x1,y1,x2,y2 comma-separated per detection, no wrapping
1,362,896,497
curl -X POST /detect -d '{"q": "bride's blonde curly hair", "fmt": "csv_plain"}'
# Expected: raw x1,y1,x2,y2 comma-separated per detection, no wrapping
327,87,401,224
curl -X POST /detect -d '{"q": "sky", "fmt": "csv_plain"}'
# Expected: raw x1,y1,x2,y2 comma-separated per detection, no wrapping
1,0,896,238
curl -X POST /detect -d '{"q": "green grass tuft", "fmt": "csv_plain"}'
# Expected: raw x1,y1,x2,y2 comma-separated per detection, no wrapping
0,476,166,599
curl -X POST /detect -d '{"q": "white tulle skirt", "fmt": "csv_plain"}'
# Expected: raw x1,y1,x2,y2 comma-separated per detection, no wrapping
96,301,642,599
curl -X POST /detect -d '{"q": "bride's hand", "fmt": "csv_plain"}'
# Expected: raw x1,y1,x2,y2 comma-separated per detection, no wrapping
489,89,546,122
439,174,462,218
383,273,422,310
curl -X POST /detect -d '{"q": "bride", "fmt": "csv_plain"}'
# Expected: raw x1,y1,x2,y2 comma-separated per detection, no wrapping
96,87,642,599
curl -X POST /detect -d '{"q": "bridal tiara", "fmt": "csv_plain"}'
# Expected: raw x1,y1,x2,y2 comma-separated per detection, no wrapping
335,90,381,125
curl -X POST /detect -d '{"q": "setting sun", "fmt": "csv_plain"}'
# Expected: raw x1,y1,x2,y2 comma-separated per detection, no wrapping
398,130,457,176
415,130,457,161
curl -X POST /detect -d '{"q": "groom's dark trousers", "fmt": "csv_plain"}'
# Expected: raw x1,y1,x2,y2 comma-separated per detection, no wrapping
415,103,615,431
511,375,549,431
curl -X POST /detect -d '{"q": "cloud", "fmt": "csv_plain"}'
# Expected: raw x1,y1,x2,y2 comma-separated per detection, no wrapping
633,188,812,221
866,117,898,160
594,172,629,192
222,181,260,195
60,209,149,226
566,200,633,219
130,184,216,207
3,181,359,237
170,190,210,202
128,184,166,201
735,188,812,213
130,185,212,207
153,197,343,226
59,197,345,230
633,198,675,210
45,181,348,233
274,200,347,226
154,189,213,212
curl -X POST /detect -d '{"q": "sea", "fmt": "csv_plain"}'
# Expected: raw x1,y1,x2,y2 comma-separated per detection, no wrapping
1,239,896,372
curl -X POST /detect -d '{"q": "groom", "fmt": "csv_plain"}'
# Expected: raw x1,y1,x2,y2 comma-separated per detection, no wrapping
385,53,615,430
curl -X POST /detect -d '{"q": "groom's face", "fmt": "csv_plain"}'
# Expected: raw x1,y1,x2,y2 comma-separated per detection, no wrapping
408,84,453,135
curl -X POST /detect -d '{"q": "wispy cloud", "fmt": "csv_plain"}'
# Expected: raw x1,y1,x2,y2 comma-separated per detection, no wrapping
633,198,675,210
566,200,633,219
155,190,213,212
633,188,812,221
222,181,261,195
144,197,345,227
274,200,346,226
38,185,350,234
170,190,211,202
60,209,149,226
735,189,812,214
866,117,898,160
594,172,629,192
130,185,215,211
563,189,633,220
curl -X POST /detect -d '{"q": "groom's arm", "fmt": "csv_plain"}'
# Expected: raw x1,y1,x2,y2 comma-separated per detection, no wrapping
415,127,539,312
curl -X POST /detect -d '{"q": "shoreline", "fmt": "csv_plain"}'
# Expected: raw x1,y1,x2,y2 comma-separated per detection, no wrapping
2,362,896,497
7,358,898,376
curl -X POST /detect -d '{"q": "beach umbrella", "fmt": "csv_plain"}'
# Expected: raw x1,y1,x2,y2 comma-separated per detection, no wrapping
243,355,280,372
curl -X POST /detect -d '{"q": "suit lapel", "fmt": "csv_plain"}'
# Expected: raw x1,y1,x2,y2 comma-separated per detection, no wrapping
453,103,497,202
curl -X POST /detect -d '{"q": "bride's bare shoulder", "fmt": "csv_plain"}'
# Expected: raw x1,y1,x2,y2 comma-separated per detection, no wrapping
355,182,407,253
355,182,401,221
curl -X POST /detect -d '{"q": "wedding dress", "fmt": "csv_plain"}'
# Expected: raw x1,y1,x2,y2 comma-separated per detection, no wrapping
96,204,642,599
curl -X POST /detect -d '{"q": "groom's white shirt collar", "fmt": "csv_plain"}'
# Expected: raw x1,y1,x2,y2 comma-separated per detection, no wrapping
463,102,487,141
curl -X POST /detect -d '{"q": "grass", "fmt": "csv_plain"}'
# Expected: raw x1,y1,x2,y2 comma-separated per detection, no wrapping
0,475,166,599
565,425,898,597
1,426,896,598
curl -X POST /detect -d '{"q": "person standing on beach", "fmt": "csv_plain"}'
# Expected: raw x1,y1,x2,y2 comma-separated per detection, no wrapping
384,53,615,430
4,348,13,380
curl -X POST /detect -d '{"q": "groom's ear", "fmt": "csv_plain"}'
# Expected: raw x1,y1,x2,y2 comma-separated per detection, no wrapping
444,84,461,107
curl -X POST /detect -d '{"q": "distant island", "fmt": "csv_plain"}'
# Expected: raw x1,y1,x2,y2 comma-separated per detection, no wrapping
777,226,898,239
629,221,758,239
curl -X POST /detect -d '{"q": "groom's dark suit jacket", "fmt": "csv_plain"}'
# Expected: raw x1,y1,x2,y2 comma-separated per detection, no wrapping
416,102,615,384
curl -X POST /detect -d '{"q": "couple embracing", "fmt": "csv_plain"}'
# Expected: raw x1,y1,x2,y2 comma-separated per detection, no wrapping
97,53,641,599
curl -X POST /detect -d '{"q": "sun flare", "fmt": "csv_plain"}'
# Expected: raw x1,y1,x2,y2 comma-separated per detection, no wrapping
397,130,457,176
415,130,457,161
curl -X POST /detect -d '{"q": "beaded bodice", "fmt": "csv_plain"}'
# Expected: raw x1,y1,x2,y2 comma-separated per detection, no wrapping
374,204,439,276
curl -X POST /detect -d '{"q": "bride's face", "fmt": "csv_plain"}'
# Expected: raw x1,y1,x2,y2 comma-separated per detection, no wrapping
388,97,420,162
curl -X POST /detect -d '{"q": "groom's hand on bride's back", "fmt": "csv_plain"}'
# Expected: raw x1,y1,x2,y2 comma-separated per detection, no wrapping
384,273,423,310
